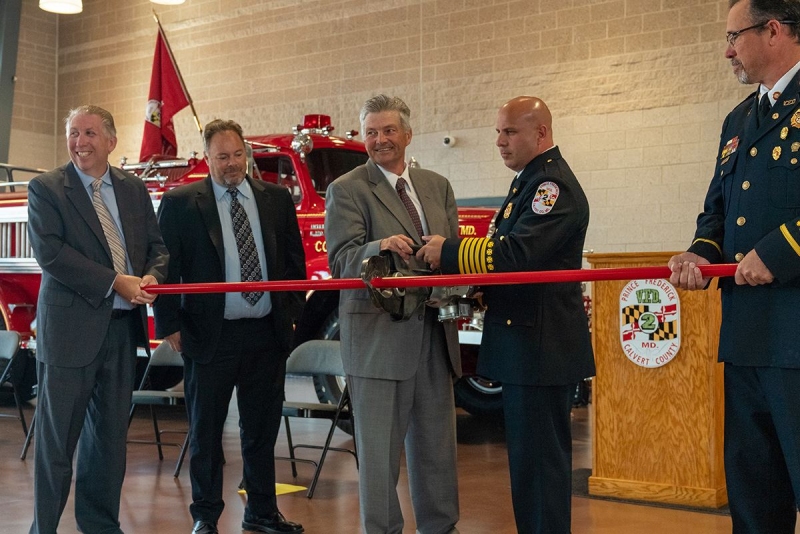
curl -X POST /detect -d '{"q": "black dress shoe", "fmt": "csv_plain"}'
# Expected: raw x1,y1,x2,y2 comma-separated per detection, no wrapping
192,520,219,534
242,512,304,533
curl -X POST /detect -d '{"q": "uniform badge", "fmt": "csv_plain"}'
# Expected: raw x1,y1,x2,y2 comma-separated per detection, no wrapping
792,110,800,129
720,136,739,159
784,98,797,106
773,146,782,160
503,203,513,219
531,182,559,215
781,127,789,140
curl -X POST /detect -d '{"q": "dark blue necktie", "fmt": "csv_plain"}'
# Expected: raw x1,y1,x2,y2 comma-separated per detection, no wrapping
757,93,771,127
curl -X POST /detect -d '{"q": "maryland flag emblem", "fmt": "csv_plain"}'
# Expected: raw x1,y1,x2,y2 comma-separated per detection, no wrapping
619,279,681,368
621,304,678,341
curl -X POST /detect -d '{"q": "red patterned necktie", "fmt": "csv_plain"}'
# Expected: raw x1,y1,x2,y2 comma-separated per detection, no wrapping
228,187,263,305
395,177,424,238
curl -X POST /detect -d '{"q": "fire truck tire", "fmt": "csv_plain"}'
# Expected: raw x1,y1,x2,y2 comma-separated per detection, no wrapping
453,376,504,416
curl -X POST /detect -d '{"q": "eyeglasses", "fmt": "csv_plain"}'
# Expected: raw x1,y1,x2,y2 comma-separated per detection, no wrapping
726,20,799,47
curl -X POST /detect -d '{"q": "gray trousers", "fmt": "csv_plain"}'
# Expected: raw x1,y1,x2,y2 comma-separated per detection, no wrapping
348,317,460,534
30,314,137,534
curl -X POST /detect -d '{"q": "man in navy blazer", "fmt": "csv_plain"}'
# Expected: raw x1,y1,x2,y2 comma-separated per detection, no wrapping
670,1,800,532
154,119,305,534
27,105,169,534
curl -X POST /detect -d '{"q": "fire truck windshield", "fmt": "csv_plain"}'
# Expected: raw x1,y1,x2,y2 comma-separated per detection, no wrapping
305,148,368,197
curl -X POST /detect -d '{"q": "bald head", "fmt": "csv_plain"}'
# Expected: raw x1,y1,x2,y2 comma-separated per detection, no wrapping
495,96,555,172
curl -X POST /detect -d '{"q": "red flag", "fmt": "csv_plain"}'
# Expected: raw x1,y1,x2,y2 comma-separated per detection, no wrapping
139,27,190,162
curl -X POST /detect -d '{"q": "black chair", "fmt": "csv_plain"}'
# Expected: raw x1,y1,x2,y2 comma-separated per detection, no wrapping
0,330,28,436
127,342,189,477
278,340,357,498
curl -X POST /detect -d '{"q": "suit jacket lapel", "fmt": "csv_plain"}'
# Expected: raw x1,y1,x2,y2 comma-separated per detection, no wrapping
409,169,440,236
110,167,138,268
251,177,278,280
367,160,421,243
196,177,226,271
64,162,112,262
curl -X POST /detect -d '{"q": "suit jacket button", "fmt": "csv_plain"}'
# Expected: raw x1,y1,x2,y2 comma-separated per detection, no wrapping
736,216,746,226
506,319,512,325
742,181,750,190
735,252,744,262
750,147,757,157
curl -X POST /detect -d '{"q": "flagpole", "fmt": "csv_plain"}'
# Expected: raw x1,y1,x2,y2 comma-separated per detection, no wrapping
152,10,203,141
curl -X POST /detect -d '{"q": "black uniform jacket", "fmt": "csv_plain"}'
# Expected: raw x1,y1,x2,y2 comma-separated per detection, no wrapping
688,72,800,368
441,147,595,386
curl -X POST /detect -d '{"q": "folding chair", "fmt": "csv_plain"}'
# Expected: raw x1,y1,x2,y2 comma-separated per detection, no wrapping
128,342,189,477
279,339,357,498
0,330,28,436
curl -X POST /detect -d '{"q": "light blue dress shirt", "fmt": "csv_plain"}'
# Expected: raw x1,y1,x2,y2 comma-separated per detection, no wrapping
211,178,272,319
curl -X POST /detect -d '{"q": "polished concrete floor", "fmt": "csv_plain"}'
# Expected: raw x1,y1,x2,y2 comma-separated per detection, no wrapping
0,378,794,534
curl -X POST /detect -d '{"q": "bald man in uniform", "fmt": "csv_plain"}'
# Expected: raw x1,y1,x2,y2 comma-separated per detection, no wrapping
419,96,594,534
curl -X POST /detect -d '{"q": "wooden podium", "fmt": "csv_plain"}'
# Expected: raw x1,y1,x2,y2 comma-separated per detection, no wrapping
586,252,727,508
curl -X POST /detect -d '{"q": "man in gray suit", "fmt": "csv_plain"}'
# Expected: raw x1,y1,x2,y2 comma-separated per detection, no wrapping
325,95,461,534
27,105,169,534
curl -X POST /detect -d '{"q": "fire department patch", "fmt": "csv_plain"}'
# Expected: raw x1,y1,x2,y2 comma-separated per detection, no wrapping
619,279,681,368
145,99,162,127
531,181,559,214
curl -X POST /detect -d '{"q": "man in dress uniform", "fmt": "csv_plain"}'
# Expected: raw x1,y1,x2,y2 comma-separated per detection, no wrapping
419,95,595,534
669,1,800,532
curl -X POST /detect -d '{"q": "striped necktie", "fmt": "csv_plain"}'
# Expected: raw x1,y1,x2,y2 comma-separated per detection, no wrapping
91,179,127,274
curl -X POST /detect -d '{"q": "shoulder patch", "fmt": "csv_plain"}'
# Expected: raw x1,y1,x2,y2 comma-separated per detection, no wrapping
532,181,559,214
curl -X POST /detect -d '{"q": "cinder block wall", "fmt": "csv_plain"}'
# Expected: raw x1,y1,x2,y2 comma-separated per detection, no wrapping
10,0,752,253
9,1,58,170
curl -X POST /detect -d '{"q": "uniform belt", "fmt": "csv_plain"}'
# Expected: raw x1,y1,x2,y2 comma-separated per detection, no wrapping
110,309,135,319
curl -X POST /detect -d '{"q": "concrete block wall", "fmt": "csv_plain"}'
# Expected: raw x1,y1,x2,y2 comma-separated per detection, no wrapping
10,0,756,253
8,0,58,169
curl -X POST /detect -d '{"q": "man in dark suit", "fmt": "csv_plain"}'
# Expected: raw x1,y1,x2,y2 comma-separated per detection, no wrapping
325,95,461,534
419,96,595,534
154,119,305,534
669,1,800,532
27,105,169,534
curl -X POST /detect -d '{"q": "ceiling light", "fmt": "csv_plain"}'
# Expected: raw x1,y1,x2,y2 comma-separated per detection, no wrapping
151,0,186,5
39,0,82,14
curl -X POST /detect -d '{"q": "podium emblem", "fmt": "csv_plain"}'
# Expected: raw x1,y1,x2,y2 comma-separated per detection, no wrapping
619,279,681,368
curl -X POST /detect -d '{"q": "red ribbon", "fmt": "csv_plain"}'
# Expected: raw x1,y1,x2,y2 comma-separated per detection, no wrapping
143,264,737,295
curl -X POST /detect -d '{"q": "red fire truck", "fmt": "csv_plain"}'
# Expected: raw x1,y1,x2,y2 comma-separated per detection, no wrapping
0,116,504,415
